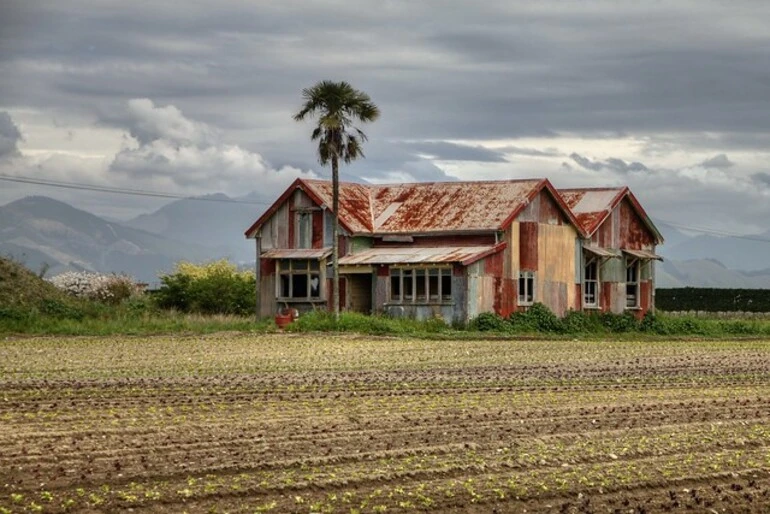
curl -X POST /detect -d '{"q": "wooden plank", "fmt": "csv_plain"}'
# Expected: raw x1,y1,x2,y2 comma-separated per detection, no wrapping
519,222,538,270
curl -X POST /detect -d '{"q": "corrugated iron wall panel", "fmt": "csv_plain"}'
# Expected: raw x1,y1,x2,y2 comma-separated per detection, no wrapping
519,222,539,270
537,224,577,316
538,190,566,225
619,199,656,250
312,211,324,249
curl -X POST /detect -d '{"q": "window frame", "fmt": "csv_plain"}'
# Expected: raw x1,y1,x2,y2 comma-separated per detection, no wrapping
583,257,600,308
389,266,453,304
625,258,640,309
518,271,536,306
295,211,312,249
277,259,323,301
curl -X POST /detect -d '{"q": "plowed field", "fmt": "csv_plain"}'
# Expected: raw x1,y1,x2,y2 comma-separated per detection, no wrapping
2,334,770,513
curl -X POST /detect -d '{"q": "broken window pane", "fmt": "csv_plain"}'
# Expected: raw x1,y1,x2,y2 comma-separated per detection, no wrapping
390,269,401,301
415,269,426,301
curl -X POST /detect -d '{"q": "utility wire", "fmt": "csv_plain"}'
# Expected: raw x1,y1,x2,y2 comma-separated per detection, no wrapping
2,172,770,245
0,174,272,206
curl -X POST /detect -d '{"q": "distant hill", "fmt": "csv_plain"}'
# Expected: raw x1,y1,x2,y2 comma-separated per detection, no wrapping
0,255,73,310
0,196,214,282
660,231,770,272
656,258,770,289
124,193,269,262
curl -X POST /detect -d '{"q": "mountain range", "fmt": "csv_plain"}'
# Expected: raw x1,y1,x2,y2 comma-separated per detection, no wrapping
1,194,769,287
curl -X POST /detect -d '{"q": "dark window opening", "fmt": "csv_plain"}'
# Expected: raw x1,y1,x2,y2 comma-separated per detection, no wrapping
277,259,322,300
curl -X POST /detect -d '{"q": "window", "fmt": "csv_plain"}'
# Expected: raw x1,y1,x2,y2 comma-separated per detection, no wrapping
278,259,321,300
296,212,312,249
626,259,639,308
390,267,452,303
583,259,599,307
518,271,535,306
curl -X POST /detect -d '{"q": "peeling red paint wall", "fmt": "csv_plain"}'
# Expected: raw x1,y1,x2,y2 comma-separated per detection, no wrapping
538,190,566,225
260,258,276,276
619,199,655,250
519,222,539,270
312,211,324,249
639,281,652,318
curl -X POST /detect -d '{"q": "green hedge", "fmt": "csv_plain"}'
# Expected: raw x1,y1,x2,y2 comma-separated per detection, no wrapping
656,288,770,313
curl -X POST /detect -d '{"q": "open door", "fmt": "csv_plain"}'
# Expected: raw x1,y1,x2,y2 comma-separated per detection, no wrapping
347,273,373,314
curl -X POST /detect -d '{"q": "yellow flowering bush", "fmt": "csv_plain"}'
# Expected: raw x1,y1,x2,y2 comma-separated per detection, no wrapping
155,260,256,315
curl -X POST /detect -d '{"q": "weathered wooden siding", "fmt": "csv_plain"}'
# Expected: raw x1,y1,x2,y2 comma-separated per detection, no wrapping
258,201,290,250
312,211,324,249
619,199,656,250
519,222,538,271
537,224,578,316
518,190,566,225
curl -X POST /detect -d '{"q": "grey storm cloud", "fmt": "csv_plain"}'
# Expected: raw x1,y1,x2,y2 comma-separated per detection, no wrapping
401,141,508,163
0,112,22,158
499,146,563,158
5,1,770,143
700,154,734,169
570,153,648,174
753,172,770,187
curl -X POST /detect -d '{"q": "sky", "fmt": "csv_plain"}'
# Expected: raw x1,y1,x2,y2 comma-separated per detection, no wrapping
1,0,769,234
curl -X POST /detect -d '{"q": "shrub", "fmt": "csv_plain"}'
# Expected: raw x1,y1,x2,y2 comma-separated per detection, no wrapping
154,260,256,315
48,272,141,304
599,311,639,333
471,312,509,332
562,310,602,333
524,303,564,333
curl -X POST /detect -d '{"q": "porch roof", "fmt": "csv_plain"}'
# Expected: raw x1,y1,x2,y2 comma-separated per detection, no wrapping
583,245,620,258
622,248,663,261
338,244,505,266
260,248,332,260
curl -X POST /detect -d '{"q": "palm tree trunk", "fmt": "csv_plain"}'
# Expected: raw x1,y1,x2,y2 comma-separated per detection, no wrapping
331,155,340,321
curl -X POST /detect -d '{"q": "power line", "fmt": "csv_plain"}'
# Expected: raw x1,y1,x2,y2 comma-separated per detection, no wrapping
656,219,770,244
0,174,272,206
2,172,769,245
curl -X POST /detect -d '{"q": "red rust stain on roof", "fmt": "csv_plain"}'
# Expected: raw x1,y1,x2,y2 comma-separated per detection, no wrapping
558,188,625,236
305,179,543,234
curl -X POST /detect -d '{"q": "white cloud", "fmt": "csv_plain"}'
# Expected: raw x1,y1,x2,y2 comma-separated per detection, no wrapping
124,98,219,146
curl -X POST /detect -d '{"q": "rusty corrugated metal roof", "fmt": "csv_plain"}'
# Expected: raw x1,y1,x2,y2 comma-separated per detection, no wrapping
261,248,332,260
559,188,626,236
301,179,543,235
338,245,504,265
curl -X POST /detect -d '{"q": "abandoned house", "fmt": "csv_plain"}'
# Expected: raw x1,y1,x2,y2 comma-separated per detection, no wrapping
244,178,663,323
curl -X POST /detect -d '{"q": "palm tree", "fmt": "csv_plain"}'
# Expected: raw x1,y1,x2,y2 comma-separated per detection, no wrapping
294,80,380,320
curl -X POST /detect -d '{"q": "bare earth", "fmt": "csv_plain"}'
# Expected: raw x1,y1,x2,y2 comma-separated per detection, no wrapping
2,334,770,513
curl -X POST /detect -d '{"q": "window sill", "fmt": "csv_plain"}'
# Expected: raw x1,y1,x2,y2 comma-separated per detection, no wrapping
277,298,326,303
625,306,641,311
518,302,534,307
583,305,601,310
385,302,455,307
